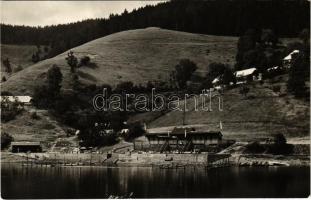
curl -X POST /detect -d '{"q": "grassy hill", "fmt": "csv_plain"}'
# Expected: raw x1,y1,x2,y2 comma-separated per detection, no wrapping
1,27,238,95
1,27,307,143
1,44,37,79
1,44,38,68
1,108,77,151
141,75,309,140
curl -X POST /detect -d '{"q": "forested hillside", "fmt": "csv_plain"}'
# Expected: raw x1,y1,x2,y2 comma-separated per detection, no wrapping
1,0,309,58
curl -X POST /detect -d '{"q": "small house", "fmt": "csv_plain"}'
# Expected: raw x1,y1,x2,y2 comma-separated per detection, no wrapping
283,50,300,68
234,68,257,84
0,96,32,108
11,142,42,153
120,129,129,135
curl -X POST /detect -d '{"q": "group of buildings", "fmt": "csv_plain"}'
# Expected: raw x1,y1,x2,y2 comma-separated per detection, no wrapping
212,50,299,90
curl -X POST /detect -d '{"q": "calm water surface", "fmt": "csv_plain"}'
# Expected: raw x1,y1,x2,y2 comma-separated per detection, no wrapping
1,164,310,198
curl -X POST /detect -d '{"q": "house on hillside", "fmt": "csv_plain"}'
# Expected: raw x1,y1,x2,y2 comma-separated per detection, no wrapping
234,68,258,84
11,142,42,153
144,127,223,152
283,50,300,68
212,74,235,90
1,96,32,106
212,76,221,88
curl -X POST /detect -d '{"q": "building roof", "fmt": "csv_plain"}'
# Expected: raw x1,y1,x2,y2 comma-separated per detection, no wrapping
171,127,196,134
267,66,280,72
1,96,32,103
145,127,222,138
212,76,221,84
235,68,257,78
11,142,41,146
283,50,299,61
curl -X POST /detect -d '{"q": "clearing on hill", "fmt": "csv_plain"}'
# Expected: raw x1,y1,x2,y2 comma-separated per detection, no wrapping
1,27,238,95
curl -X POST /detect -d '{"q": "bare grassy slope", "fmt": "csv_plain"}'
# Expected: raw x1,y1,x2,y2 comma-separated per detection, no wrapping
1,28,237,95
1,44,38,78
1,108,76,151
1,44,37,66
146,76,309,140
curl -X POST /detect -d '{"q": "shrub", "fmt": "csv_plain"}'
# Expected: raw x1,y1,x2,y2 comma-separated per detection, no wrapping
1,96,23,122
124,123,145,141
80,56,90,66
272,85,281,93
2,58,12,73
14,65,23,73
32,52,40,63
244,141,265,154
1,132,13,149
30,112,40,119
2,76,6,82
267,133,294,155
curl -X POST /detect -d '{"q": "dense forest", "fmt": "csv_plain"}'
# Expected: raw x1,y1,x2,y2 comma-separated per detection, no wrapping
1,0,309,57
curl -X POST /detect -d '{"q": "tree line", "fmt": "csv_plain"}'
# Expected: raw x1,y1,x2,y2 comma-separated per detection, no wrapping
1,0,309,58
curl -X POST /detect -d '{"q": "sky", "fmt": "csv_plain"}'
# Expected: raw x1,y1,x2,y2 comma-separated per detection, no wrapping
1,1,163,27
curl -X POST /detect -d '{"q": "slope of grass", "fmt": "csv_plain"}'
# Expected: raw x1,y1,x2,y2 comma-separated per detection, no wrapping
147,76,309,140
0,108,77,151
1,27,238,95
1,44,37,68
1,44,38,80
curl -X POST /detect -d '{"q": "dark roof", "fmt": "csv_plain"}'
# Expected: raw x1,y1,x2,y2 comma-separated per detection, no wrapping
11,142,41,146
171,127,196,134
146,127,222,138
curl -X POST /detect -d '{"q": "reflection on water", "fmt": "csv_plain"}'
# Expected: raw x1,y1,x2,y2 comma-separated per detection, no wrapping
1,164,310,198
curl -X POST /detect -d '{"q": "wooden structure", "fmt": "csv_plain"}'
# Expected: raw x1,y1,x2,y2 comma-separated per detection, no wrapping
145,127,222,153
11,142,42,153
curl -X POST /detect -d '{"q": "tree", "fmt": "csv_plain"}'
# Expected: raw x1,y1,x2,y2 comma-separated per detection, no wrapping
207,62,227,80
66,51,78,73
235,29,258,70
2,76,6,82
47,64,63,97
79,56,91,66
272,85,281,93
261,29,278,47
268,133,293,155
1,132,13,150
32,52,40,63
274,133,286,146
1,96,23,122
172,59,197,89
124,122,146,141
287,53,307,98
222,67,236,85
2,58,12,73
115,81,134,93
299,28,310,45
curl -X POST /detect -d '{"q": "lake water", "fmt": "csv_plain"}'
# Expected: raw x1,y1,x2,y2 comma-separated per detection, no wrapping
1,164,310,198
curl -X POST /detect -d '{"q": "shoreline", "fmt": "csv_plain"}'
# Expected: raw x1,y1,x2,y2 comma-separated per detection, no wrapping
1,152,309,168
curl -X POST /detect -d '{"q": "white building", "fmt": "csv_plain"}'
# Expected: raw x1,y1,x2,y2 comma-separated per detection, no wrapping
0,96,32,106
283,50,300,68
234,68,258,84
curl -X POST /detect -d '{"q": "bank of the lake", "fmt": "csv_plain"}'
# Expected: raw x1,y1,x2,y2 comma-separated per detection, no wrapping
1,152,309,167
